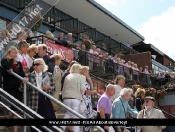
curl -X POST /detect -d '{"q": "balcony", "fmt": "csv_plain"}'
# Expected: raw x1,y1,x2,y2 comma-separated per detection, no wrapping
27,35,166,89
0,0,139,56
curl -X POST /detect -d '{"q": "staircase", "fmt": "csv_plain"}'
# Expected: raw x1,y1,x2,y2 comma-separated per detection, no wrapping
0,37,174,132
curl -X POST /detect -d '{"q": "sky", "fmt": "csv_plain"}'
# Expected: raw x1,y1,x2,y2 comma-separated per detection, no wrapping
95,0,175,60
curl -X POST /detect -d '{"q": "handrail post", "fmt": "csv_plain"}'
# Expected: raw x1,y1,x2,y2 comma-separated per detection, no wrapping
23,83,27,132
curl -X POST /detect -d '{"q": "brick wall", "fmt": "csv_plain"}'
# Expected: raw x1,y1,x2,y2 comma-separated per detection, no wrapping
155,56,163,64
124,52,152,70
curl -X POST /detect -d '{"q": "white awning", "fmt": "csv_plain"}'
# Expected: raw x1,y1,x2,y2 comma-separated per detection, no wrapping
43,0,144,45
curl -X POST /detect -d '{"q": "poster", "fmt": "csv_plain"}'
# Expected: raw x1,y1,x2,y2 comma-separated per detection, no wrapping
45,40,74,63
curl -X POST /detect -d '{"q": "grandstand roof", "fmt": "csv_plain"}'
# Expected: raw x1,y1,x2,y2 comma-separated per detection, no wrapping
133,43,164,56
44,0,144,45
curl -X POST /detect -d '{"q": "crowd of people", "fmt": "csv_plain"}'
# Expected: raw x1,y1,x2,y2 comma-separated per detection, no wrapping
97,75,166,132
0,28,170,132
48,32,174,86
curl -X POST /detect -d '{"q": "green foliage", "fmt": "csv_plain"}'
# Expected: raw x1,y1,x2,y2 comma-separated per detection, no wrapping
28,14,43,34
84,39,95,51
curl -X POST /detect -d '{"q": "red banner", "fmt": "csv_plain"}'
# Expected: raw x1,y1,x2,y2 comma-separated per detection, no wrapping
45,40,74,63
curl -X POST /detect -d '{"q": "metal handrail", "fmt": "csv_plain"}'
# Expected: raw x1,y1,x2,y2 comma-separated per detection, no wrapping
60,53,175,118
28,35,163,87
6,69,105,132
0,89,62,132
154,106,175,118
0,101,42,132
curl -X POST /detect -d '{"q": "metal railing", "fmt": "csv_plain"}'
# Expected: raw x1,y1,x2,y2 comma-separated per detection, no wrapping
0,67,105,132
27,35,164,87
0,89,62,132
154,106,175,119
0,101,42,132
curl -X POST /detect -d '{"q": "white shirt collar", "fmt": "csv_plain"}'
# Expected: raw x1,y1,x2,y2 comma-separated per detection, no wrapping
145,108,153,116
54,65,59,69
35,71,42,76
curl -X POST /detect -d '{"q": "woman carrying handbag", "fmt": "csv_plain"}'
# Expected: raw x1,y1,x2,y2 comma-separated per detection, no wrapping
61,64,86,132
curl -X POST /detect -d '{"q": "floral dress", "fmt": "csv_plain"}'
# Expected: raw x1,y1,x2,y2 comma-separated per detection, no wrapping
81,81,94,131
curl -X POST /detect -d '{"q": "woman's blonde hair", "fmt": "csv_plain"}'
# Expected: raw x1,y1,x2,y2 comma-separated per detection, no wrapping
34,58,48,72
5,46,18,58
80,66,89,75
70,63,81,73
27,44,37,54
17,41,29,50
54,54,62,60
135,88,145,98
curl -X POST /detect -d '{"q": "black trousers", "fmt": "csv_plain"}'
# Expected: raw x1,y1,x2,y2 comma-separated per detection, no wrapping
31,93,56,132
113,126,125,132
97,112,110,132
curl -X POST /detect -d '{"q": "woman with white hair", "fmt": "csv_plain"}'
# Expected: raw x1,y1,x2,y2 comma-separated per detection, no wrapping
26,58,56,132
111,88,138,132
61,63,86,132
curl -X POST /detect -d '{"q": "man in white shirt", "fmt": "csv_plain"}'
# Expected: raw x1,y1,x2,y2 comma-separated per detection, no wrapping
144,66,150,75
124,61,132,80
35,38,42,46
88,45,98,70
137,96,166,132
112,75,125,101
157,72,165,86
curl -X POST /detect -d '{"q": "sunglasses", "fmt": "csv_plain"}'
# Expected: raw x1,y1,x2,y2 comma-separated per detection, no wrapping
33,63,42,66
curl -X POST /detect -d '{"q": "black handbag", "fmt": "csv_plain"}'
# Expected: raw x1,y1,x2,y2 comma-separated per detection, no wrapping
59,93,63,102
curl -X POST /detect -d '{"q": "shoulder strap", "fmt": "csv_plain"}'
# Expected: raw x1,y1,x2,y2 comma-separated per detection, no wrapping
142,109,144,118
119,98,127,118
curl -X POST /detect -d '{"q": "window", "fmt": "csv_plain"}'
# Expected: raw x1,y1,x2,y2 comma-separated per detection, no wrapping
155,66,158,70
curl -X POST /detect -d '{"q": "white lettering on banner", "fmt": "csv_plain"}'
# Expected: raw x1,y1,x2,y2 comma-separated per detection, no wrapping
46,40,74,63
47,45,65,59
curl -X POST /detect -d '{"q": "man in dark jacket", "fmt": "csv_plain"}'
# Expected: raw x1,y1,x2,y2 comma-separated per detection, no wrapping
30,44,51,72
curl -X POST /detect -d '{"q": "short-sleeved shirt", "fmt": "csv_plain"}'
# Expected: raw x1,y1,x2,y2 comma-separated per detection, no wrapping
97,92,112,114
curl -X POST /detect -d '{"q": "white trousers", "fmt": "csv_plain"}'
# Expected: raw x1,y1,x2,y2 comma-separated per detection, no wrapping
61,99,80,132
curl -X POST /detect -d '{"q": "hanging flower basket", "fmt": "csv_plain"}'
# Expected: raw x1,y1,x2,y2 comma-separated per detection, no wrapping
82,39,95,51
145,87,156,97
27,13,43,35
118,52,124,59
156,89,167,100
161,84,175,92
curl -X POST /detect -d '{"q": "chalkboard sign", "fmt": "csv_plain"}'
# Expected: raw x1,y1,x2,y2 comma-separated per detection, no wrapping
0,19,6,31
